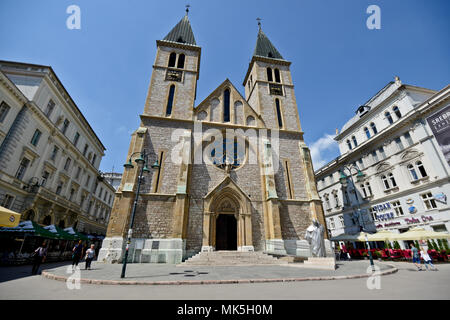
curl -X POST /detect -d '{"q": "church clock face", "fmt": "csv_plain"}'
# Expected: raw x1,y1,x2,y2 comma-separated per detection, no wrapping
206,137,246,170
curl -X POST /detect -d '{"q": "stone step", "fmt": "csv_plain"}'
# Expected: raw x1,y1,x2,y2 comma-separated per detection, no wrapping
182,251,289,266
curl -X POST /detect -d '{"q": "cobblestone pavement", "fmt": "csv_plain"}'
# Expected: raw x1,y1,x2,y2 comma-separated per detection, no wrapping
0,260,449,299
40,260,394,284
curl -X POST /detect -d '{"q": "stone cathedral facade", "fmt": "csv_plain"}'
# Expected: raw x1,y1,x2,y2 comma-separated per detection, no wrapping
99,13,329,264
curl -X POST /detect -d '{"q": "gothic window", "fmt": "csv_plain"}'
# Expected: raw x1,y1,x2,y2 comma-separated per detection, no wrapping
370,122,377,135
364,127,370,139
284,160,293,199
177,54,185,69
274,68,281,83
385,111,393,124
267,68,273,82
209,136,245,170
275,99,283,128
223,89,230,122
393,106,402,119
168,52,176,67
166,85,175,116
246,115,256,126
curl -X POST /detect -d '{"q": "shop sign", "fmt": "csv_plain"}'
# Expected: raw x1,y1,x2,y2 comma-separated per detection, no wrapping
376,221,401,229
372,202,391,212
434,193,447,204
376,212,395,221
373,202,396,221
405,217,420,224
406,198,414,205
421,215,434,222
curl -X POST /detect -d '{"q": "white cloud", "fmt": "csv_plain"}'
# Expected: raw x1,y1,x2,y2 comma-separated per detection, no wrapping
309,133,339,170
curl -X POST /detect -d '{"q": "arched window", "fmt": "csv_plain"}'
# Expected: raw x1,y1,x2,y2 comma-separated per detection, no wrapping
408,164,418,181
366,182,372,196
42,215,52,226
370,122,378,134
223,89,230,122
168,52,176,68
177,54,185,69
267,68,273,82
275,99,283,128
166,85,175,116
210,136,244,169
346,140,352,150
393,106,402,118
385,111,393,124
381,175,389,190
388,173,397,187
416,161,427,178
352,136,358,148
274,69,281,83
364,127,371,139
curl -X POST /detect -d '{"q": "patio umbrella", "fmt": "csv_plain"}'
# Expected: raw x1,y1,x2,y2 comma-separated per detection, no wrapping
0,205,21,227
0,220,59,239
354,231,373,242
43,225,77,240
394,227,450,241
366,230,400,241
64,227,89,241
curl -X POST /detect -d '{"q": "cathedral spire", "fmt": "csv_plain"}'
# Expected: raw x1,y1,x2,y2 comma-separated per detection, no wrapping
163,9,196,46
253,23,284,60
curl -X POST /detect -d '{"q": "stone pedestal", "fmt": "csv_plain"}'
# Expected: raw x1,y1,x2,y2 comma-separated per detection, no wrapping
98,237,185,264
303,257,336,270
238,246,255,252
265,239,287,255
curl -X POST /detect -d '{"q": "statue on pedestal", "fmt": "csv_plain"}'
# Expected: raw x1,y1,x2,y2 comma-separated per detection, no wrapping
305,219,326,257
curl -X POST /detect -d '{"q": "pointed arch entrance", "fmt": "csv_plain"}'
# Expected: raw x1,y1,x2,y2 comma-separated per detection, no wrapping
201,177,254,252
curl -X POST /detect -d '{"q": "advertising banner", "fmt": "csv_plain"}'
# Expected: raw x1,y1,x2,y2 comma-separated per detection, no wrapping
426,104,450,166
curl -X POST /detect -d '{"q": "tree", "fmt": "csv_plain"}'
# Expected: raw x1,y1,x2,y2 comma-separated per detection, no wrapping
393,241,401,249
443,239,449,252
437,239,444,251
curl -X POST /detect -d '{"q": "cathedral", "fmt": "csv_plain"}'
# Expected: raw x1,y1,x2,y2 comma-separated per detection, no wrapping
98,12,329,264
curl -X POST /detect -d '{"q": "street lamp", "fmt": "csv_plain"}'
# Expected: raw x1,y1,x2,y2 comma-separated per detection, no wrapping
120,149,160,278
339,164,375,272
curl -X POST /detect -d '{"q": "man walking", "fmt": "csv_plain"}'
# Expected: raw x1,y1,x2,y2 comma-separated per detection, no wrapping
31,242,48,275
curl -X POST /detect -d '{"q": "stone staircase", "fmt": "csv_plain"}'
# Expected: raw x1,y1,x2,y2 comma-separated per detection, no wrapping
181,251,289,266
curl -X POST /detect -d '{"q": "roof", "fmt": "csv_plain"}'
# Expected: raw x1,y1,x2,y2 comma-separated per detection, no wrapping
253,27,284,60
163,14,196,46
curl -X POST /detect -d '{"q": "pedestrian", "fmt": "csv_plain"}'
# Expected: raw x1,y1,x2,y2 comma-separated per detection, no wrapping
31,242,47,275
420,246,438,271
72,240,84,270
410,243,423,271
84,244,96,270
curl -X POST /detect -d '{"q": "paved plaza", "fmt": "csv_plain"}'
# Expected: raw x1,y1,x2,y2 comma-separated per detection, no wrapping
0,260,449,299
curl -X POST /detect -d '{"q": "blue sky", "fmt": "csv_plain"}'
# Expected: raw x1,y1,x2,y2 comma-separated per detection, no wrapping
0,0,449,173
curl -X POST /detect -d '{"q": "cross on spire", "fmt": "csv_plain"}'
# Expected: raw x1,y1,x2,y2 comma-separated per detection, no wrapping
256,17,262,30
185,4,190,15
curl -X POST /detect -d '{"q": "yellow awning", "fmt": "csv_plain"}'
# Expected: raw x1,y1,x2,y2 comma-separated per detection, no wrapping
366,230,400,241
0,206,21,227
394,227,450,241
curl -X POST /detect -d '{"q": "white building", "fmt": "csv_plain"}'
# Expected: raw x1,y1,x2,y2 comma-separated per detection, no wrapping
102,171,122,191
0,60,114,235
315,77,450,248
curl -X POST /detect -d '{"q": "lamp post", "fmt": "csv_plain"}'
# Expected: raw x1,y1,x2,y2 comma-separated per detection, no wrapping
339,164,375,272
120,149,160,278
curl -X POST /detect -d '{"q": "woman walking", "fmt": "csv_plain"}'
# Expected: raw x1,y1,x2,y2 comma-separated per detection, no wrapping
31,242,47,275
72,240,84,270
84,244,96,270
420,246,438,271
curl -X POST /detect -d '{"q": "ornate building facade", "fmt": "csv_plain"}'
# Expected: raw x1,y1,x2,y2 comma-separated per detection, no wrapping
99,13,328,263
0,61,114,236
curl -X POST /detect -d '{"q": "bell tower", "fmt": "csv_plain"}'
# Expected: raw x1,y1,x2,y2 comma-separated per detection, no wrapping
143,9,201,121
243,22,302,133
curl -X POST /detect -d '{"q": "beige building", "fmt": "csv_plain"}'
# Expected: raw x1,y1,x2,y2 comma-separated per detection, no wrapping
99,14,328,264
0,60,114,235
